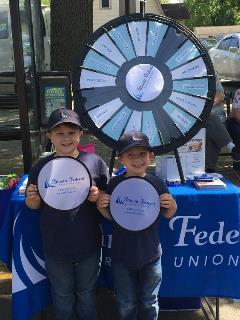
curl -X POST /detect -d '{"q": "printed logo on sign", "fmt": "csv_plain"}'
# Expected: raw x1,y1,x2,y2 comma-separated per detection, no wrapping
135,27,141,42
89,58,111,71
169,214,240,268
44,176,85,189
87,78,105,83
171,110,191,129
146,121,153,143
116,196,156,207
45,180,56,188
46,88,65,98
183,84,204,90
152,25,160,47
133,65,155,101
116,196,144,216
60,112,68,118
132,136,142,141
126,64,164,102
95,109,107,120
182,65,198,75
102,43,112,53
112,112,126,130
175,96,197,109
12,210,48,294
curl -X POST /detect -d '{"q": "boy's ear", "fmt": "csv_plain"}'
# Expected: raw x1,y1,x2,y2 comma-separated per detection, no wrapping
118,154,124,164
149,151,155,159
46,132,50,139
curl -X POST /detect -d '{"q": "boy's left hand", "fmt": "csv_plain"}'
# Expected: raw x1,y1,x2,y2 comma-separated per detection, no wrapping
160,193,175,209
88,186,99,202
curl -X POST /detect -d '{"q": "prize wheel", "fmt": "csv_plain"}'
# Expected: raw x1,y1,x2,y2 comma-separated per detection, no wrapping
73,13,216,154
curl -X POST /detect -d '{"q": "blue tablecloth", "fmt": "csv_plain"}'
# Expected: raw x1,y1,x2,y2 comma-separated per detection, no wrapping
166,180,240,298
100,179,240,298
0,176,51,320
1,175,240,319
0,188,15,229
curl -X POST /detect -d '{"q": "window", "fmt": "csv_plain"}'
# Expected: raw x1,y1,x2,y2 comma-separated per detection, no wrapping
0,10,9,39
229,37,239,49
217,38,231,51
101,0,111,9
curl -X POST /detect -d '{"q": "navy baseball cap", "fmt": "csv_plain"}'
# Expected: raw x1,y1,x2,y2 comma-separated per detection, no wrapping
47,108,82,131
118,131,152,155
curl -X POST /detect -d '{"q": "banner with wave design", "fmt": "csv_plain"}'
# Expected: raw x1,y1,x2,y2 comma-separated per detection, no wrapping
0,176,51,320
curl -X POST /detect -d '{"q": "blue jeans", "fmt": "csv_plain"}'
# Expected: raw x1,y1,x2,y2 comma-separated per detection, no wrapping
45,250,101,320
113,257,162,320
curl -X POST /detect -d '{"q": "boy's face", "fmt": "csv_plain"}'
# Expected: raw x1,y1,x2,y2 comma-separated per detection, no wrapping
47,123,82,157
118,146,153,177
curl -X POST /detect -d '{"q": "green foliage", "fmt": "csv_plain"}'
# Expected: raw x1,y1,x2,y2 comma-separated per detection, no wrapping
185,0,240,30
0,174,19,190
41,0,50,6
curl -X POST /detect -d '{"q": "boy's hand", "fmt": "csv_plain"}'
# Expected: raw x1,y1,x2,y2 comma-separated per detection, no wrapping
88,186,99,202
25,184,41,209
97,192,110,209
160,193,175,209
26,184,40,201
160,193,177,218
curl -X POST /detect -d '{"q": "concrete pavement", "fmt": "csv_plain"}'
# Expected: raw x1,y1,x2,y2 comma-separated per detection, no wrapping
1,288,240,320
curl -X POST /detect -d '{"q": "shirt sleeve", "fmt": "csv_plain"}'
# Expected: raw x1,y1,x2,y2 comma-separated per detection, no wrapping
26,156,51,188
148,174,169,195
27,163,40,187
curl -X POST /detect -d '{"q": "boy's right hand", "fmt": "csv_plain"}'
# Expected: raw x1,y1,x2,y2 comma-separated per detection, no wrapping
25,184,41,209
97,192,110,209
26,184,41,205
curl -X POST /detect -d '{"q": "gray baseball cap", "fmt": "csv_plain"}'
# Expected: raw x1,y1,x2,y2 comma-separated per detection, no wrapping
118,131,152,155
47,108,82,131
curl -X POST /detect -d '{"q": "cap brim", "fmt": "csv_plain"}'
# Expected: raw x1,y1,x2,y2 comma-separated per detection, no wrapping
48,120,82,131
118,144,152,155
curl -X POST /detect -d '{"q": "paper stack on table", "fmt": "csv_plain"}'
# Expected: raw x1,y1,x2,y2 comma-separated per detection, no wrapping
194,178,226,190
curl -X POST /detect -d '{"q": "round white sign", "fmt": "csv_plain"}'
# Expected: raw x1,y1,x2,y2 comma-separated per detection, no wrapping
38,157,91,210
110,177,160,231
125,64,164,102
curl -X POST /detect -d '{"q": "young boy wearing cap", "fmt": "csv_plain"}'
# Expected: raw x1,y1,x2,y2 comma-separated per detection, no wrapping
25,108,109,320
97,131,177,320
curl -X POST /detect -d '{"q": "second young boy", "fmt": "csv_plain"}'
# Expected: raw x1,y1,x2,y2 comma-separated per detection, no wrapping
97,131,177,320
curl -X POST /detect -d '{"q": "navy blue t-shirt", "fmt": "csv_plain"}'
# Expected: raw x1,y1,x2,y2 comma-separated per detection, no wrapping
27,152,109,261
107,173,169,268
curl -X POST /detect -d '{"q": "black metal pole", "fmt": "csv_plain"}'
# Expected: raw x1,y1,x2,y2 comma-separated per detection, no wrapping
174,149,185,185
9,0,33,173
125,0,130,15
109,149,117,178
140,0,146,15
216,297,219,320
26,0,41,128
